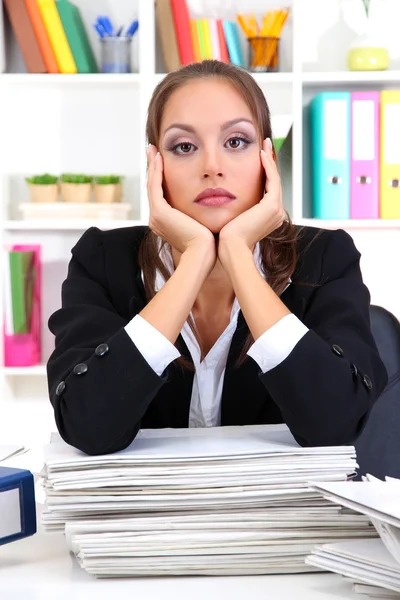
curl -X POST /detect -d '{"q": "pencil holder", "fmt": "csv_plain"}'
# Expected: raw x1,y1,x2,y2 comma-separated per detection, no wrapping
248,37,280,73
100,37,132,73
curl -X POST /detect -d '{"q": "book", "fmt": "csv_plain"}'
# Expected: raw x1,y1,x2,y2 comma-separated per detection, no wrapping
155,0,181,72
3,0,47,73
170,0,194,65
56,0,98,73
24,0,59,73
36,0,77,74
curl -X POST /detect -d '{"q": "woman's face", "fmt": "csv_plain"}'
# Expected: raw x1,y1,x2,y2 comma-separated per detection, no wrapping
158,79,265,233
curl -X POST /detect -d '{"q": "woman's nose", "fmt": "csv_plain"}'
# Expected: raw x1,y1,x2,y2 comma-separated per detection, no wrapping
201,148,224,179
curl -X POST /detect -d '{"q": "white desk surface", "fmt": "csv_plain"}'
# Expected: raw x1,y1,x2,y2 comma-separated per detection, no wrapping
0,507,359,600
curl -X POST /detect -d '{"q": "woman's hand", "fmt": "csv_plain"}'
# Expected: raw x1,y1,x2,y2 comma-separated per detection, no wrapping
218,138,285,256
146,145,216,260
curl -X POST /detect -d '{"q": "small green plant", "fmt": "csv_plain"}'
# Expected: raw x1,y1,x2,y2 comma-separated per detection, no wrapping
60,173,93,184
93,175,122,185
26,174,58,185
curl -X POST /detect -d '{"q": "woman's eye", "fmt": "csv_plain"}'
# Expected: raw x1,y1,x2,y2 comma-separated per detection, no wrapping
226,136,250,149
173,142,194,154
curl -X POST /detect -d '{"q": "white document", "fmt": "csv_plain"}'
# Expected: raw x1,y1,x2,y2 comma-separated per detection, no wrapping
46,425,355,467
306,538,400,594
311,482,400,529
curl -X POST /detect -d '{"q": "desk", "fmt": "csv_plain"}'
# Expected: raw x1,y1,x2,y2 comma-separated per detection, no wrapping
0,507,358,600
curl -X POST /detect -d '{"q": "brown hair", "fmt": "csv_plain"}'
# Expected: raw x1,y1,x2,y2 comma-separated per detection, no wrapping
139,59,305,372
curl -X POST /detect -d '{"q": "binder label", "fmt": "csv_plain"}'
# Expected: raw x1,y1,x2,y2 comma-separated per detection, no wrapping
384,104,400,164
324,100,347,160
0,488,21,539
353,100,375,161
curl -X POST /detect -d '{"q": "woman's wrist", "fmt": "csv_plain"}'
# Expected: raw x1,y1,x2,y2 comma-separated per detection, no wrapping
182,237,216,274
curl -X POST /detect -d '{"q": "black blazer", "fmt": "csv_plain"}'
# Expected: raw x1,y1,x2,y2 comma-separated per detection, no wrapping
47,225,388,456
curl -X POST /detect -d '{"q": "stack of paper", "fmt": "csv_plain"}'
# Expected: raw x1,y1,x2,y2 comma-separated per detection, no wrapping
40,425,376,577
306,478,400,597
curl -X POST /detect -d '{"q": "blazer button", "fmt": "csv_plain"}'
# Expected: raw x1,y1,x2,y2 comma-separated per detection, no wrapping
332,344,344,357
56,381,66,396
73,363,88,376
95,343,109,357
363,374,373,390
350,363,358,377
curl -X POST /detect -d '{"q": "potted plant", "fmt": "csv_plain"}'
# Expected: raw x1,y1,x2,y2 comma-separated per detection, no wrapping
93,175,123,203
347,0,389,71
25,174,59,203
60,174,93,203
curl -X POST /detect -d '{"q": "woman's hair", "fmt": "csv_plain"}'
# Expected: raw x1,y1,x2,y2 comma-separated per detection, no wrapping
139,59,307,372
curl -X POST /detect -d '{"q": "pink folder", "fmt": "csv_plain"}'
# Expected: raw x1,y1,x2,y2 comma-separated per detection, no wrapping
3,245,41,367
350,91,380,219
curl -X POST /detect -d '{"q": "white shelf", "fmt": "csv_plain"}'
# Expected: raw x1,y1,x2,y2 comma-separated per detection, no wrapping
302,71,400,84
3,365,47,376
0,73,142,86
297,218,400,229
4,219,147,231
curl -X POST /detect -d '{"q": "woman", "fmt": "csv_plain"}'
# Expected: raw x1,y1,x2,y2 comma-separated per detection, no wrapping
47,60,387,456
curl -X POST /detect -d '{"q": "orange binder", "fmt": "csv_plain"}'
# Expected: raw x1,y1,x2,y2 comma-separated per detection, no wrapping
380,90,400,219
190,19,201,62
24,0,59,74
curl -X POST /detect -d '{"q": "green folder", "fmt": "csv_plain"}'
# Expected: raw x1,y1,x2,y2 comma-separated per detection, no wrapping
9,251,35,335
56,0,98,74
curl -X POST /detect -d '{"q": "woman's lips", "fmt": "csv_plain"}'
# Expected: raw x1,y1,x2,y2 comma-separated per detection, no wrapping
195,196,235,207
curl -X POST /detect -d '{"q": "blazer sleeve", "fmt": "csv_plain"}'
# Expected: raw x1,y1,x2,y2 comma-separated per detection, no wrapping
46,227,168,456
258,228,388,448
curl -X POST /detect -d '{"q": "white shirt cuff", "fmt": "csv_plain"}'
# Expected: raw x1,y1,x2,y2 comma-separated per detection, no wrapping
124,314,181,376
247,313,308,373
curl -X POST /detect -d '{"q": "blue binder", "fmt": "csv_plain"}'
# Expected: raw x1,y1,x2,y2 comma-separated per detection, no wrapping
310,91,351,219
0,467,36,546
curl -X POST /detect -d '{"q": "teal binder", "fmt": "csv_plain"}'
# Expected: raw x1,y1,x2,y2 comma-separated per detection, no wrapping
310,91,351,219
223,21,245,67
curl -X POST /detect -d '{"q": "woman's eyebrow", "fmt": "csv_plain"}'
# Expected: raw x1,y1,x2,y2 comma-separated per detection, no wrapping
163,118,255,135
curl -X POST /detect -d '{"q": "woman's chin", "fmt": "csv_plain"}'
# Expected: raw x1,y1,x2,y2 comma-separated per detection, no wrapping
198,214,234,234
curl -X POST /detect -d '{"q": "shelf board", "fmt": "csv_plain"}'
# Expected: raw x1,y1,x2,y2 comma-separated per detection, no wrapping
302,71,400,84
4,219,147,231
0,73,142,86
297,218,400,229
3,365,47,376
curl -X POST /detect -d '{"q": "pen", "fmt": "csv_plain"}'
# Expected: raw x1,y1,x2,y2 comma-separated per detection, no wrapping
93,23,105,38
126,19,139,38
98,16,114,36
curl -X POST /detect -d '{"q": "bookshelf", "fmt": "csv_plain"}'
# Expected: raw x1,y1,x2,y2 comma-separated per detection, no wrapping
0,0,399,420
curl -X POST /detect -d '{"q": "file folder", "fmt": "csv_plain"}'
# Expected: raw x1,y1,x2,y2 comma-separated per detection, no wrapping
350,91,380,219
380,90,400,219
310,92,351,219
0,467,36,546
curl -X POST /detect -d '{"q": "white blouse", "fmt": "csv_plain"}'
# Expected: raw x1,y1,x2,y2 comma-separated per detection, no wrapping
125,242,308,427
